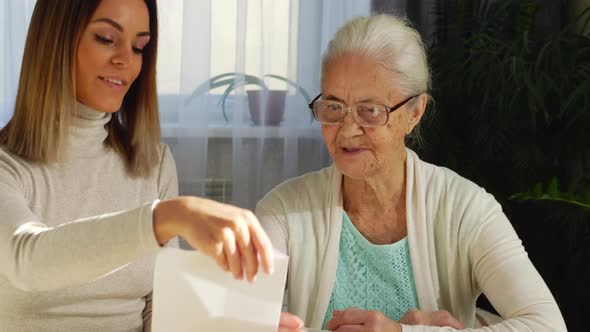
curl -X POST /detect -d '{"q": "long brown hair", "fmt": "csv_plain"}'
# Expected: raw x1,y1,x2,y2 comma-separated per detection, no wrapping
0,0,161,177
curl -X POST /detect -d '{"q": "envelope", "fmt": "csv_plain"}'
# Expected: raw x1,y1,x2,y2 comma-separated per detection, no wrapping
152,248,288,332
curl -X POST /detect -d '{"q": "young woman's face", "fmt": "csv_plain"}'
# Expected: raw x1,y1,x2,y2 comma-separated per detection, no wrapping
76,0,150,112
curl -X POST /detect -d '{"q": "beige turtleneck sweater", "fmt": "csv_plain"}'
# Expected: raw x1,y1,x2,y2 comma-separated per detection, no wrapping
0,104,178,331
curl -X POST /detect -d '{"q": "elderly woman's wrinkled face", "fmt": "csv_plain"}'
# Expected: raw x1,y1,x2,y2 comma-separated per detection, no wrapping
321,54,414,180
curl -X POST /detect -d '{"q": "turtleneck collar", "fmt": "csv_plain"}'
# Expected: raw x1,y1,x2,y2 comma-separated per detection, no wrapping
66,102,113,159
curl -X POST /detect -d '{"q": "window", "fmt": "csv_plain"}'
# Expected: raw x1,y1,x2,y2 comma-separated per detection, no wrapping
156,0,296,95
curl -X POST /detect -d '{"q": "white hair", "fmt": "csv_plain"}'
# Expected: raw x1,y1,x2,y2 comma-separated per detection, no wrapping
322,14,430,96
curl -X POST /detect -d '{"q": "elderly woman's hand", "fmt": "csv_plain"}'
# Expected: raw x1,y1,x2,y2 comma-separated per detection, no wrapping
325,308,402,332
324,308,465,331
400,309,465,329
279,312,304,332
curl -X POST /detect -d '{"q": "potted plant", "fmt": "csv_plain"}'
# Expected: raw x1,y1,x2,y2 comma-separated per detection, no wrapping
423,0,590,328
187,73,312,125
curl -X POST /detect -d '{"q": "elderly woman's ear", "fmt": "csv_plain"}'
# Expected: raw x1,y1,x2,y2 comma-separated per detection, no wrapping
407,93,428,134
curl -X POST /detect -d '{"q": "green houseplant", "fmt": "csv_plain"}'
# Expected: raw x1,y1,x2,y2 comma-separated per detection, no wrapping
422,0,590,329
186,73,312,125
423,0,590,203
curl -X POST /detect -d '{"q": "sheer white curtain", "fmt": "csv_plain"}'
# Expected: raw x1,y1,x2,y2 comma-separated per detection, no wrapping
0,0,36,126
159,0,370,210
0,0,371,210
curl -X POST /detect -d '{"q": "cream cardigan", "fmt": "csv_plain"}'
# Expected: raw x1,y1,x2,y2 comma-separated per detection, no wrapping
256,149,566,331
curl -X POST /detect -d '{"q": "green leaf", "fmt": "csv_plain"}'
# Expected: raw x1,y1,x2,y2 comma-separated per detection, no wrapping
510,178,590,210
547,177,559,195
560,80,590,117
533,182,543,196
185,73,247,105
263,74,312,104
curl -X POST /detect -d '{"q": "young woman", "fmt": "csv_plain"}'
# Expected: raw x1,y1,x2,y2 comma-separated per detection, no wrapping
0,1,302,331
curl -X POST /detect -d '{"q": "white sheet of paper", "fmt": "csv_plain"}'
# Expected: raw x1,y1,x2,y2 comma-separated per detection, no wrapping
152,248,288,332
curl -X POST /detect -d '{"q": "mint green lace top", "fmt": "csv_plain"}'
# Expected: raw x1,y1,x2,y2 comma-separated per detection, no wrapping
322,212,419,328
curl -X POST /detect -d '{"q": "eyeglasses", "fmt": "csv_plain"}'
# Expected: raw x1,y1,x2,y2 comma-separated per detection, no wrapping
308,94,418,127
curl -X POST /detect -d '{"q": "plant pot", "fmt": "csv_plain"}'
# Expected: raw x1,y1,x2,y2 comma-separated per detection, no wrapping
246,89,287,126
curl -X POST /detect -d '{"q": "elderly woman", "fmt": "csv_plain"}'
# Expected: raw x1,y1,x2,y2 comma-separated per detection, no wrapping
257,15,566,332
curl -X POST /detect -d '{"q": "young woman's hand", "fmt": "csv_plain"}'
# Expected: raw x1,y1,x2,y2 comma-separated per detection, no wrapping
279,312,304,332
153,196,274,282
